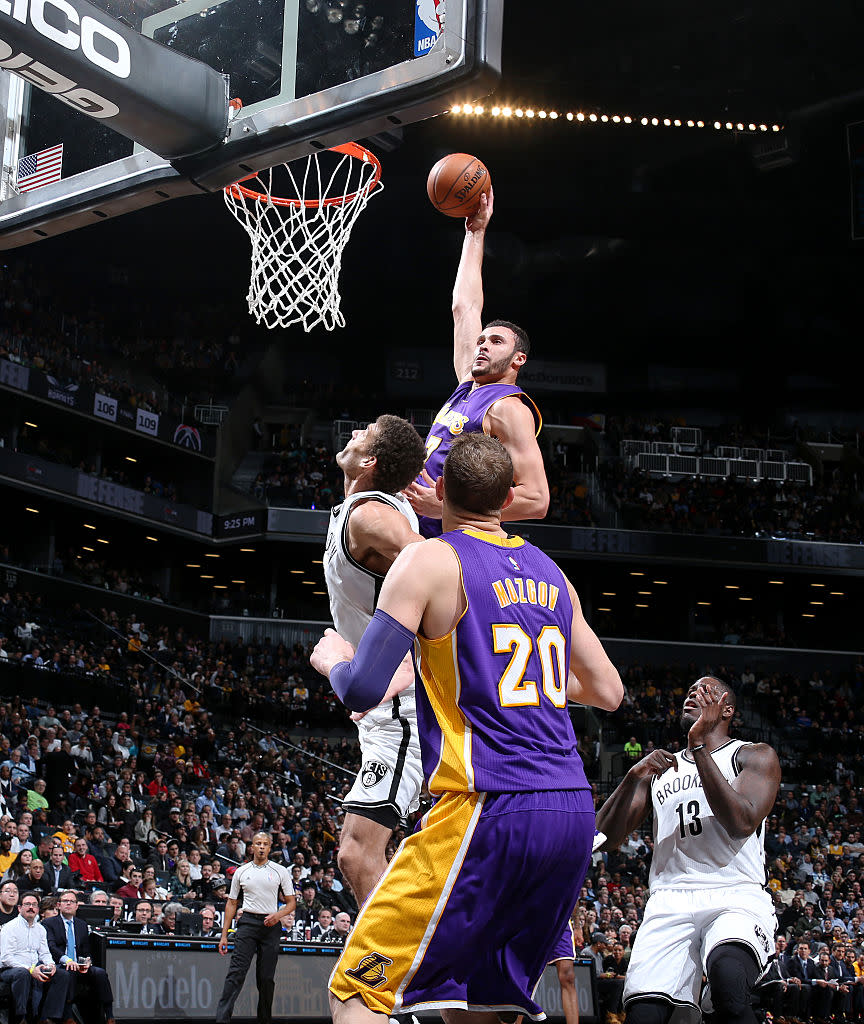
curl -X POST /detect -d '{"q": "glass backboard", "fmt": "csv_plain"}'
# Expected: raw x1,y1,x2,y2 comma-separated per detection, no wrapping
0,0,500,246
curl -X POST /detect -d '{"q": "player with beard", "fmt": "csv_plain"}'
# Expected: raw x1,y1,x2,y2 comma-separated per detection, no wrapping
324,415,427,905
595,677,781,1024
404,189,549,537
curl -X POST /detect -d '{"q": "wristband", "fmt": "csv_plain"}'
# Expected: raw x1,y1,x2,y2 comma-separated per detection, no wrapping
689,743,706,752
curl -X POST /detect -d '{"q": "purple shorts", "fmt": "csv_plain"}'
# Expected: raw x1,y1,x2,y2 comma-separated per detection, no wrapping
330,788,594,1020
547,920,576,963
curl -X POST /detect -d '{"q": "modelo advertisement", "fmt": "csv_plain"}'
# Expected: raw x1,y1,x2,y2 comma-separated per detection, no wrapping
106,946,597,1022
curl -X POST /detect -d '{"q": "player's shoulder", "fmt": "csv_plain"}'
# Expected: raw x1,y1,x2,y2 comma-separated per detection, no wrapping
733,739,780,770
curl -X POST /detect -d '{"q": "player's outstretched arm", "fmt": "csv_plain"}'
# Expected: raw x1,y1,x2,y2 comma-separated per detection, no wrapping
563,580,623,712
453,189,493,382
595,748,678,851
485,397,550,521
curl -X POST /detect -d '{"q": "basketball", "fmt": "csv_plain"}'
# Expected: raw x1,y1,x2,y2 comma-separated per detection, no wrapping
426,153,491,217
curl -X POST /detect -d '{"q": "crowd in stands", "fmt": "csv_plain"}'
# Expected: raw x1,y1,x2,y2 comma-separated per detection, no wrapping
0,588,342,732
252,436,341,510
598,415,864,543
0,257,252,423
16,424,181,504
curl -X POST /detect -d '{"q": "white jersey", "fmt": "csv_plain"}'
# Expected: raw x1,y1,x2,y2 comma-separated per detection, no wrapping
649,739,767,890
324,489,418,730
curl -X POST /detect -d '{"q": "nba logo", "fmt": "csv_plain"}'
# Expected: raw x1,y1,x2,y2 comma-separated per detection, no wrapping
414,0,443,56
508,555,521,572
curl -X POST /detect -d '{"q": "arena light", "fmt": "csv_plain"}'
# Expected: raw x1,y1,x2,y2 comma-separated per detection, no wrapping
768,580,784,584
802,613,815,618
809,601,824,606
25,506,39,513
311,559,324,564
290,569,303,574
637,591,652,595
724,585,739,590
205,553,220,558
231,580,246,584
738,597,753,601
214,585,227,589
597,607,611,612
186,564,200,568
452,106,781,133
829,591,844,596
630,571,645,576
240,548,255,552
313,591,327,595
83,523,96,529
82,546,94,552
810,582,826,587
302,581,316,585
24,421,38,428
697,601,711,606
97,538,109,544
200,574,214,579
652,580,668,585
145,536,158,542
602,592,616,596
635,603,649,608
126,456,137,463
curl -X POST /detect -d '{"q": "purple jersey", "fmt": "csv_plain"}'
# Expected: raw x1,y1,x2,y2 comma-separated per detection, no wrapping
415,527,589,795
418,380,541,537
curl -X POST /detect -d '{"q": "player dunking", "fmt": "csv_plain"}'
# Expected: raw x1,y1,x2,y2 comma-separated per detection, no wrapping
596,677,781,1024
313,432,623,1024
405,189,549,536
323,414,427,903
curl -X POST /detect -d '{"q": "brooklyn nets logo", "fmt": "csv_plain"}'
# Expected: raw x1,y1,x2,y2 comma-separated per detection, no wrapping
345,952,393,988
361,761,390,788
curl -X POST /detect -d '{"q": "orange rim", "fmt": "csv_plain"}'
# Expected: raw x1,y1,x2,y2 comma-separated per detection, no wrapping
224,142,382,208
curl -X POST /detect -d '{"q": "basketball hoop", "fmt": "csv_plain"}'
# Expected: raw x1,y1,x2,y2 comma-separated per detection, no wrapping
224,142,383,332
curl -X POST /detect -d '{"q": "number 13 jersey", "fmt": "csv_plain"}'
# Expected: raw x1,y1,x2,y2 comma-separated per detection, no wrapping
415,527,590,797
649,740,768,890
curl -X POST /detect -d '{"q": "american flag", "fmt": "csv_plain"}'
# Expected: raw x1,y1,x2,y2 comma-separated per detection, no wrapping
16,143,63,192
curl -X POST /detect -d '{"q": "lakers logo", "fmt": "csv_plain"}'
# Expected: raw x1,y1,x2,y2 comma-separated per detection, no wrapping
345,952,393,988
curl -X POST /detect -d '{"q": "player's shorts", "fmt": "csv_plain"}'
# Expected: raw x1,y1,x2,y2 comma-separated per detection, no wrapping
342,697,423,829
547,920,576,964
330,788,595,1020
622,884,776,1018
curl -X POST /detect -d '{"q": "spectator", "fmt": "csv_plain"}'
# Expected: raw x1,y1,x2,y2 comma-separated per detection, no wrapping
0,889,72,1023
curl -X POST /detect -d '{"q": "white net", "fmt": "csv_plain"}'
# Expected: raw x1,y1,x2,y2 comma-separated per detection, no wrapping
223,144,382,332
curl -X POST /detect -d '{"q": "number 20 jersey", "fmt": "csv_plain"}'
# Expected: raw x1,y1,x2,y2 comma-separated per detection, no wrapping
649,740,768,890
415,527,590,796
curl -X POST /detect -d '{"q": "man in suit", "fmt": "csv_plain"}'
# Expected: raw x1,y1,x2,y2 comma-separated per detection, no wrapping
200,905,220,938
788,940,814,1021
44,890,115,1024
45,845,75,892
809,946,844,1022
761,935,804,1022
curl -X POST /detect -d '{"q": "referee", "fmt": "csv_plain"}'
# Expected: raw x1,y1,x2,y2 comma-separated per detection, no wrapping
215,832,296,1024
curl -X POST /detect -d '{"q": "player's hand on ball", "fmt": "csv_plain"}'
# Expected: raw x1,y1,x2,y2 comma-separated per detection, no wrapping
404,469,443,517
631,749,677,780
311,628,355,679
466,185,493,232
687,681,728,746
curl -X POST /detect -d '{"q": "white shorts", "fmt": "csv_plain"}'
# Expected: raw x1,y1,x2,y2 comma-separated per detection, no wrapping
623,885,776,1018
343,696,422,827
